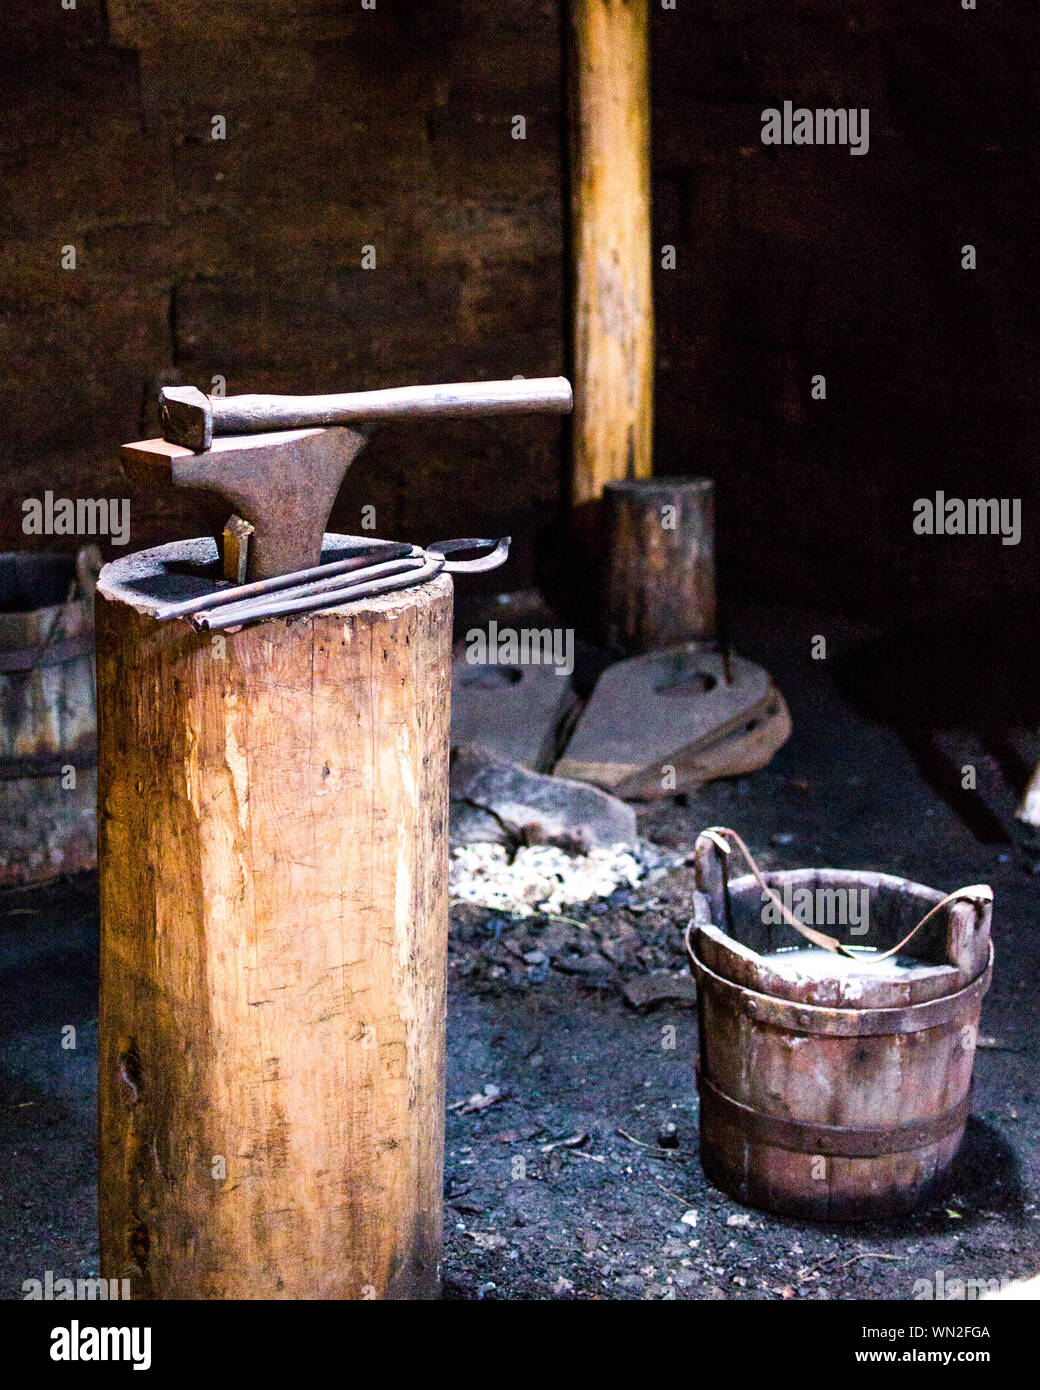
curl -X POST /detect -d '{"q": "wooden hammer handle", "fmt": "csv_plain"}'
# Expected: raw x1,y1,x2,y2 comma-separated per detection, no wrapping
211,377,572,436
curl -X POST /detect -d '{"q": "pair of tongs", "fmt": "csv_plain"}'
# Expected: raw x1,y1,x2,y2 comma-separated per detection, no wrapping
152,537,509,632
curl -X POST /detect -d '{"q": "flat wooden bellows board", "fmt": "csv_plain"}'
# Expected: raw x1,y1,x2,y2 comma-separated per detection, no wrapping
554,647,790,800
450,648,577,773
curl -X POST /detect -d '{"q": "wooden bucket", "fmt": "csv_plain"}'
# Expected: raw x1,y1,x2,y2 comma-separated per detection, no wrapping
0,550,99,886
687,828,994,1221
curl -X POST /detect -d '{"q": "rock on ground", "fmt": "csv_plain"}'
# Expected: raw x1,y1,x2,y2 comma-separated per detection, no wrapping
450,744,637,852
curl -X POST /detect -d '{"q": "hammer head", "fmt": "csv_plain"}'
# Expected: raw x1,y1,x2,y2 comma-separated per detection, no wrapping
160,386,213,452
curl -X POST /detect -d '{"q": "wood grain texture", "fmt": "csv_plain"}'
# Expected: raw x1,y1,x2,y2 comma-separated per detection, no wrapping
97,561,453,1298
208,378,573,436
0,602,95,761
602,478,716,652
569,0,654,511
0,555,97,884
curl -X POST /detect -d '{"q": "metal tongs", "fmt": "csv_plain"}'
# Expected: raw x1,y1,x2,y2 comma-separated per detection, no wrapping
151,537,510,633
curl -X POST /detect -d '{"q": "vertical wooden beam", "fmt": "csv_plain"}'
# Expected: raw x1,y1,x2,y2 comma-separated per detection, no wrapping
569,0,654,513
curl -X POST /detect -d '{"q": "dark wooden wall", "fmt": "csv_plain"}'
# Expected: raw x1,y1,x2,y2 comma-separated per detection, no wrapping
1,1,1035,622
652,0,1037,623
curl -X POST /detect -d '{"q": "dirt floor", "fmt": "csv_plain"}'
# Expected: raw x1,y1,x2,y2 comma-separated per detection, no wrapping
1,602,1038,1300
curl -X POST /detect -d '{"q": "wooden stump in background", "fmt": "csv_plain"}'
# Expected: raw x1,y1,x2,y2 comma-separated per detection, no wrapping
96,540,453,1299
602,477,716,654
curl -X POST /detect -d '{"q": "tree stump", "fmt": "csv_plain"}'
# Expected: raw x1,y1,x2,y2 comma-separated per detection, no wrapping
602,477,716,654
96,537,453,1300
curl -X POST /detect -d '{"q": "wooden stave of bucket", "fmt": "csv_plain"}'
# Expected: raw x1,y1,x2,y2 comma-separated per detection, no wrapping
0,551,98,886
687,864,994,1221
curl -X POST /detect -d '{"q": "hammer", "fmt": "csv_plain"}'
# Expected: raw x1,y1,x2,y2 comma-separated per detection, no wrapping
123,375,572,582
161,377,572,452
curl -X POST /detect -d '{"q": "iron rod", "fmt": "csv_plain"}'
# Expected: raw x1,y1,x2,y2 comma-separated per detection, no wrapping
153,541,415,622
192,556,444,632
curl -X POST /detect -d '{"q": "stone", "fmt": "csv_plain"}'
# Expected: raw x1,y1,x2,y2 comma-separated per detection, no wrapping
449,744,637,852
449,799,510,847
657,1121,679,1148
621,972,697,1011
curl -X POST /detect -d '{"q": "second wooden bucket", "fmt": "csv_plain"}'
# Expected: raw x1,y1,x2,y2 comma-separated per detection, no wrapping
687,828,994,1221
0,549,99,886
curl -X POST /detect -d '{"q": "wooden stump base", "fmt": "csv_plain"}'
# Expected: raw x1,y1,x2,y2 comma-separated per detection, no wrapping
602,477,716,655
96,536,453,1299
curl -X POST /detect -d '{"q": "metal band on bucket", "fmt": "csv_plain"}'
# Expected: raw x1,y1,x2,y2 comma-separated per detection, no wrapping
697,1071,973,1158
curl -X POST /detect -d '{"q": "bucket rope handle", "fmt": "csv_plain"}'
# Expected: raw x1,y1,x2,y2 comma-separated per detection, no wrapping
694,826,992,962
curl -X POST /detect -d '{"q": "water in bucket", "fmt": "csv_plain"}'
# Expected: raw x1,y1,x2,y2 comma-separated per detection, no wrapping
760,944,936,982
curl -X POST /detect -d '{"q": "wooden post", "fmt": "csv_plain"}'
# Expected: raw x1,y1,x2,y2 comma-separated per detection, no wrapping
96,538,453,1299
569,0,654,519
602,477,716,654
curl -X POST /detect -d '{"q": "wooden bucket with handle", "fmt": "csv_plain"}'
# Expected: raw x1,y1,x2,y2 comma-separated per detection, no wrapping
686,827,993,1221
